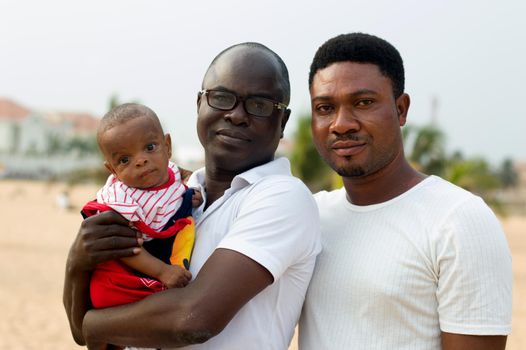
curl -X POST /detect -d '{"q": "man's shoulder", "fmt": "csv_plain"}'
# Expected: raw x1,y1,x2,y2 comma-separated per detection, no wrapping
313,187,346,206
413,176,501,233
248,173,316,209
416,175,481,206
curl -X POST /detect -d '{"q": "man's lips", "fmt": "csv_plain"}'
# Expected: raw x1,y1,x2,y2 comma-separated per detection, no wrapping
330,140,366,157
216,128,251,143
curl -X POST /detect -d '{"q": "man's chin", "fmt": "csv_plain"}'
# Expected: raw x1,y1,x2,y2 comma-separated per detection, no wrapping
334,165,366,178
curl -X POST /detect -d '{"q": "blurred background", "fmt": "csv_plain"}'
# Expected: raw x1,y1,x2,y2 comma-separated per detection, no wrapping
0,0,524,349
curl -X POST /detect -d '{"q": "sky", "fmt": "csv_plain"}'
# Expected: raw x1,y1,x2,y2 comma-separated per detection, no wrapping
1,0,525,165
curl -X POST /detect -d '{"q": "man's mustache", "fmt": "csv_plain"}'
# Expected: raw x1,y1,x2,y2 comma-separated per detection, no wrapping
328,133,367,145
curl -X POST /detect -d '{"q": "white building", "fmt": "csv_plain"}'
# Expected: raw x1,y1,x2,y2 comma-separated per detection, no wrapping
0,97,101,178
0,98,29,153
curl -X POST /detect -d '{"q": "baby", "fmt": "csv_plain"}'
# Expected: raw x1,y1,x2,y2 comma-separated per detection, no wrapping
82,103,202,308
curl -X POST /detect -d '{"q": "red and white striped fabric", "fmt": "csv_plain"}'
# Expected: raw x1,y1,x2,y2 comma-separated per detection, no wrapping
96,162,186,239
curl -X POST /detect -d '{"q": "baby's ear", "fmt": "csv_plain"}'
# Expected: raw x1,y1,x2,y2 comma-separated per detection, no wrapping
103,161,115,175
165,133,172,158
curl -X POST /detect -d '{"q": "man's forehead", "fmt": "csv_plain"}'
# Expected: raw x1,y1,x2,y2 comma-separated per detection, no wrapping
206,47,280,80
310,62,391,94
204,49,284,97
217,46,275,66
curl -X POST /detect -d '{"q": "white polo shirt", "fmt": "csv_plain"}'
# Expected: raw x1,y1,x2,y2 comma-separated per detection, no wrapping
179,157,321,350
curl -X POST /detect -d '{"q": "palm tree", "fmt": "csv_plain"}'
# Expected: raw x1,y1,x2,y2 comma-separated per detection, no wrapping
498,158,518,188
404,123,505,213
289,115,335,192
406,125,446,176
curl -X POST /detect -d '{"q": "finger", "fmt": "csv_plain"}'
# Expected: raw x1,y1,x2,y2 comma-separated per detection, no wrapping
177,278,189,288
82,220,139,240
90,236,141,252
92,248,140,264
85,210,130,226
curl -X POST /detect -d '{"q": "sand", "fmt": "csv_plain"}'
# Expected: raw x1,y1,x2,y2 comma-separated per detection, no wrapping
0,179,523,349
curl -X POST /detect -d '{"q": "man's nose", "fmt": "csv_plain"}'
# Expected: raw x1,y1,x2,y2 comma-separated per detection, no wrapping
329,106,360,135
224,102,250,126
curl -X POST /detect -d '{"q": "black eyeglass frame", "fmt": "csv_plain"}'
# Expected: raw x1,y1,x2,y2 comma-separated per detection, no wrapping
198,89,288,117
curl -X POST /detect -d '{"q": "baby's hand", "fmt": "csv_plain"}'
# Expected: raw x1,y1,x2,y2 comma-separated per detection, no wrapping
158,264,192,288
178,167,193,183
192,189,203,208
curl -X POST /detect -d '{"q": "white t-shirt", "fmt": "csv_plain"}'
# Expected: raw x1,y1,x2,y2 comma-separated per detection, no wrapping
299,175,512,350
176,157,321,350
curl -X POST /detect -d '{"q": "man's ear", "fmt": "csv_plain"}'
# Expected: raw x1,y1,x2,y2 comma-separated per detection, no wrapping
280,109,291,138
165,133,172,159
197,91,203,110
396,93,410,127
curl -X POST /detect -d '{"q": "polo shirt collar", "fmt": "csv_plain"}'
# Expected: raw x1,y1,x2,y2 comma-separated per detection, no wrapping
230,157,291,190
189,157,291,192
188,157,291,221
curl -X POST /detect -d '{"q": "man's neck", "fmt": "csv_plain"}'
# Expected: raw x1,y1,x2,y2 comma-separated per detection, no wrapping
342,154,426,206
202,165,238,210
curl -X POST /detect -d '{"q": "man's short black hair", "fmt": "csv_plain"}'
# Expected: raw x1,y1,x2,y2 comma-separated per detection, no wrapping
205,42,291,104
309,33,405,98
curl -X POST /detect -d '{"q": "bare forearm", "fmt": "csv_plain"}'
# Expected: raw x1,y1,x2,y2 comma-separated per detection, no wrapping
121,249,165,279
63,211,143,346
82,249,273,348
83,289,213,348
63,257,92,345
441,332,507,350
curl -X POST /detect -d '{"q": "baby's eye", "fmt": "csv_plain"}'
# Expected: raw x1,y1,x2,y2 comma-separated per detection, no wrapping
119,156,130,165
146,143,157,152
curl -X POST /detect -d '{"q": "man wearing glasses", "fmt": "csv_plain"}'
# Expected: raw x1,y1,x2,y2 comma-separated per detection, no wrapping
63,43,321,349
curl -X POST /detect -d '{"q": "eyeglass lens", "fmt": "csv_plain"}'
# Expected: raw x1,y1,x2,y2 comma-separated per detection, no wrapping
207,90,276,117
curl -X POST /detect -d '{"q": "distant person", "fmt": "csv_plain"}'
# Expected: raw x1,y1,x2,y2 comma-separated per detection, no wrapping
63,43,321,349
299,32,513,350
56,190,71,211
82,103,202,309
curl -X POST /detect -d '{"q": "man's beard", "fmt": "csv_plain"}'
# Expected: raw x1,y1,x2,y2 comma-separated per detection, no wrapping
329,159,367,177
334,164,366,177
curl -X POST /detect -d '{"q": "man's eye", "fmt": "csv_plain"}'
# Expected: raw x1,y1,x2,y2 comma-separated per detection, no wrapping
356,99,373,107
210,92,234,107
253,102,265,111
119,156,129,165
146,143,157,152
214,95,229,102
316,104,334,114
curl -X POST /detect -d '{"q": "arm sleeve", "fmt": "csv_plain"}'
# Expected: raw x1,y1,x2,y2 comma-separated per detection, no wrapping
217,176,321,282
436,196,512,335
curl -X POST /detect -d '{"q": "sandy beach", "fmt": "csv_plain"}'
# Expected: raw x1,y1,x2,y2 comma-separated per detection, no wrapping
0,179,524,349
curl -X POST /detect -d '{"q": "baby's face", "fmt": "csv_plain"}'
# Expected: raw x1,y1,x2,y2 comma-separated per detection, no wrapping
100,116,172,189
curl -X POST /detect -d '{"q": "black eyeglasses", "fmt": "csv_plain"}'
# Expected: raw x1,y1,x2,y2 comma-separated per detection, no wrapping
199,89,288,118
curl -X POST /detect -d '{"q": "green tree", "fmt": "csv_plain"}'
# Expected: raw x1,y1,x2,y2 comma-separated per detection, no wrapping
407,125,447,175
46,134,64,155
498,158,518,188
289,115,335,192
444,157,501,195
109,94,121,110
108,94,141,110
405,123,505,213
67,136,100,157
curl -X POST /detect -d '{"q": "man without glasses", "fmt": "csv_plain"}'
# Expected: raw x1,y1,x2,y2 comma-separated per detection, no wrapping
299,32,512,350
